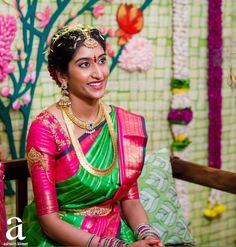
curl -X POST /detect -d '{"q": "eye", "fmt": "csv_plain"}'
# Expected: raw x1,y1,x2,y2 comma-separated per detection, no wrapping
98,56,107,65
79,62,90,68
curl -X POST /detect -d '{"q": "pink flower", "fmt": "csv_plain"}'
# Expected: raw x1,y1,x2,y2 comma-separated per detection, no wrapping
23,93,31,105
108,28,115,37
118,37,153,72
19,53,26,60
0,15,17,82
99,26,107,35
36,5,51,28
15,42,23,50
31,71,36,84
1,86,10,97
46,34,53,45
24,63,36,84
107,49,115,57
14,54,20,61
7,64,15,74
106,42,115,57
105,42,115,57
28,62,35,70
58,19,65,29
12,99,21,110
70,9,77,18
106,42,111,50
12,0,25,10
92,4,105,19
23,74,31,84
24,71,36,84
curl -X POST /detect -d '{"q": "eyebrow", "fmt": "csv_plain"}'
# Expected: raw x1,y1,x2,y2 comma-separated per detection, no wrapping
74,53,107,63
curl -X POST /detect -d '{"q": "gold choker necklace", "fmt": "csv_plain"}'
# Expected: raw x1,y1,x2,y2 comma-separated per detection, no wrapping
61,103,117,176
63,103,104,134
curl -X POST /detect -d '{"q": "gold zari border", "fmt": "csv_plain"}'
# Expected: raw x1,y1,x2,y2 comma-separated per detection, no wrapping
59,205,112,217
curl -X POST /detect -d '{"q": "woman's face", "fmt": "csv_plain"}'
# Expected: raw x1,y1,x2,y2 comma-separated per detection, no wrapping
66,43,109,102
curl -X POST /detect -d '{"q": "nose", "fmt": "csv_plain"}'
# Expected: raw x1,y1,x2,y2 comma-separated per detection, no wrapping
91,63,103,80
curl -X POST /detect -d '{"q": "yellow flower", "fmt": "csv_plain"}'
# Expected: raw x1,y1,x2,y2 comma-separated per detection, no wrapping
214,204,226,214
172,88,188,94
175,134,186,142
203,203,226,219
203,208,217,218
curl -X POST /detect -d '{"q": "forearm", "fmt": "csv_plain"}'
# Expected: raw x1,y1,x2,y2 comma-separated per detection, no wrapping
121,199,149,230
121,200,164,247
39,213,98,247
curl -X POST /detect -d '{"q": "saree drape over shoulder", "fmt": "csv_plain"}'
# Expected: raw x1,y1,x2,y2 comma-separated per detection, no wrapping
23,106,147,246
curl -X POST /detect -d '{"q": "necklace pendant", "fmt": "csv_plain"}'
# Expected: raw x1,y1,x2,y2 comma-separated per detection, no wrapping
86,121,94,131
86,121,95,134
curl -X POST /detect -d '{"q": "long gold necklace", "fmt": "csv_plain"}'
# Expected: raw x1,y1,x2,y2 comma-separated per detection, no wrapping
63,103,104,134
61,103,117,176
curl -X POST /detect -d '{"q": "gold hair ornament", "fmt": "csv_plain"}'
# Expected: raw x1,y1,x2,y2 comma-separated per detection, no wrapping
46,24,99,55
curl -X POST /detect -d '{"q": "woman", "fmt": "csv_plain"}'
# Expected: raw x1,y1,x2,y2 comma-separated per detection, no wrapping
23,24,164,247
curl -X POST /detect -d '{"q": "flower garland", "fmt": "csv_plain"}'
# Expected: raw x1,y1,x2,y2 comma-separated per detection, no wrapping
207,0,222,169
167,0,192,220
203,0,225,220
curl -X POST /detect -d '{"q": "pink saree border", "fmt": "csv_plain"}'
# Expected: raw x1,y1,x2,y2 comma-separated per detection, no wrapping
80,107,147,238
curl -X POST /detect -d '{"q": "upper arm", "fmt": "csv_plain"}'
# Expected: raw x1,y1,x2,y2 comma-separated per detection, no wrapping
27,118,58,215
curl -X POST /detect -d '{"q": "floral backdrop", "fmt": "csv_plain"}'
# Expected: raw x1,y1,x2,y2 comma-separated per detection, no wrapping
0,1,236,246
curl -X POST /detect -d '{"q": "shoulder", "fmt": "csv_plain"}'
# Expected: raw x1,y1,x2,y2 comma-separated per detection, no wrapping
30,103,60,127
28,105,62,139
113,105,145,121
113,105,147,138
27,104,68,153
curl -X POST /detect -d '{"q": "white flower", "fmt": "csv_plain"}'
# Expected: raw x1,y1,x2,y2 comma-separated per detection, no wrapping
118,37,153,72
171,93,191,109
172,124,190,137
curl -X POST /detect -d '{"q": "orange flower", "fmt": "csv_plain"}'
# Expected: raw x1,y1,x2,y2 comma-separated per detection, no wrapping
116,4,144,45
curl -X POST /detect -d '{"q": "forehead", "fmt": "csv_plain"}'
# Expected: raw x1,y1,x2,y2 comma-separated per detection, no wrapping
72,44,105,61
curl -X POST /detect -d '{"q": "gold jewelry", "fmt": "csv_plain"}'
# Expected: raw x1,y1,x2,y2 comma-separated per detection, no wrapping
58,82,71,107
61,103,117,176
59,205,112,216
63,103,104,134
46,24,99,55
83,29,98,48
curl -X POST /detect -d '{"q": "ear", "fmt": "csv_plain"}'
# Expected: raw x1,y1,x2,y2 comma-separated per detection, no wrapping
56,71,68,84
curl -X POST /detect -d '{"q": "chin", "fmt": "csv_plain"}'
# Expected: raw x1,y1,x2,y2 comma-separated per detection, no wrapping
91,91,106,99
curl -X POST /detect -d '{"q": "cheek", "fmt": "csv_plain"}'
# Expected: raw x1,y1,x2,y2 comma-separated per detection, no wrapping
103,67,110,78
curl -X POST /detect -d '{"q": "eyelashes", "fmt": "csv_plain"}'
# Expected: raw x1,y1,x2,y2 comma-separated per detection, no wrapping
78,57,107,68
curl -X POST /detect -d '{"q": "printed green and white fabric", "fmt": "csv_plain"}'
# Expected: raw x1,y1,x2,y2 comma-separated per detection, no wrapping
139,148,194,246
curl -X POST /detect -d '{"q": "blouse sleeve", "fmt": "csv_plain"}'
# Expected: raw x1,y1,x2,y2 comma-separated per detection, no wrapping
26,118,58,216
121,181,140,201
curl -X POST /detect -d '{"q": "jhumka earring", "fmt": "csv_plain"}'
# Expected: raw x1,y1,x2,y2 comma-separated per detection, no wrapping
59,81,71,107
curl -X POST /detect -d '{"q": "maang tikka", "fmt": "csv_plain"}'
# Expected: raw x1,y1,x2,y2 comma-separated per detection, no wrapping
46,25,100,56
59,81,71,107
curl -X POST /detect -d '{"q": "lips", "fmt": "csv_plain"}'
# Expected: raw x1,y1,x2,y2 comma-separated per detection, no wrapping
87,80,104,90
